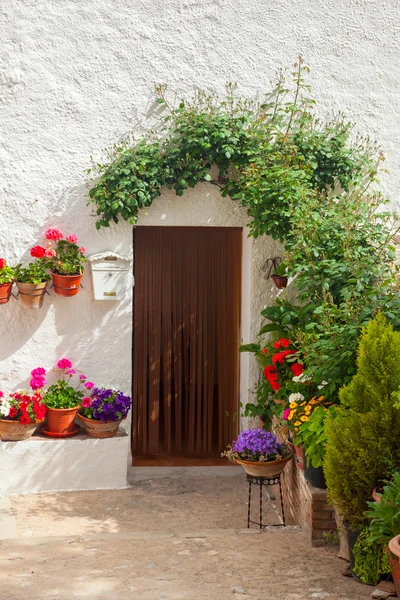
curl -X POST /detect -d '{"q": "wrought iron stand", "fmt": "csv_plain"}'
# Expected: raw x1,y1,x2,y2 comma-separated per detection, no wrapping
247,474,286,529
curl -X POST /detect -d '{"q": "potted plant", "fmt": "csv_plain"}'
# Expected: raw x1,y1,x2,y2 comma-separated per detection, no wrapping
31,228,87,297
0,385,46,441
271,261,288,289
41,359,87,436
222,428,292,477
365,472,400,595
14,260,50,309
0,258,15,305
77,386,131,438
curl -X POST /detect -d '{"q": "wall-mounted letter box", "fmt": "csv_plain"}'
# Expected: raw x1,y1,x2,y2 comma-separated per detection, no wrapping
88,252,131,301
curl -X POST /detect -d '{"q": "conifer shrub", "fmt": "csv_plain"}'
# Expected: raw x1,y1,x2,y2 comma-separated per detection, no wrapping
324,313,400,528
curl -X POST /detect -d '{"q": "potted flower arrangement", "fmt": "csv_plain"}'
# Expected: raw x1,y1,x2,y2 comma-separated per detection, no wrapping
0,386,46,441
77,386,131,438
222,428,292,477
14,260,50,309
40,359,90,436
31,228,86,297
0,258,15,305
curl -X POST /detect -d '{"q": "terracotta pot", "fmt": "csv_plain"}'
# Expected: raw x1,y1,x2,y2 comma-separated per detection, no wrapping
77,414,123,438
294,443,304,469
372,487,382,503
0,418,43,441
279,424,288,439
271,275,288,289
387,535,400,597
51,271,83,297
0,281,13,305
16,281,48,309
44,406,80,435
236,453,292,478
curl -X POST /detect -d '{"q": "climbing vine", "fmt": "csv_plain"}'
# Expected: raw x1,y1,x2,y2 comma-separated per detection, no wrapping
87,58,377,239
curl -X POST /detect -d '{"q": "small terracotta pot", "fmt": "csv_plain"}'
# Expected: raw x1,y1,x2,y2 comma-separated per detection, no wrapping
271,275,288,289
0,418,43,441
387,537,400,598
0,281,13,305
51,271,83,297
77,414,123,438
294,443,304,469
236,453,292,478
16,281,48,309
44,406,80,435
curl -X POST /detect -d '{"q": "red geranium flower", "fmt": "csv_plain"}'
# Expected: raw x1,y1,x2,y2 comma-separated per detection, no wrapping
30,246,46,259
270,381,281,392
272,349,296,364
8,407,17,419
273,338,292,349
291,363,304,377
0,258,6,269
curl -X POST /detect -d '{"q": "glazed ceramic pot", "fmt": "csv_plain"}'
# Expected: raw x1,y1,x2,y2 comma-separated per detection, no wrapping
387,535,400,597
236,454,292,478
16,281,48,309
271,275,288,289
44,406,80,435
0,418,43,441
77,414,123,438
0,281,13,305
51,272,82,297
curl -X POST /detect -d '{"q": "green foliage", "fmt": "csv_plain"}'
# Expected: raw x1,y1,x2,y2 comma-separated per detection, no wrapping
365,472,400,547
14,262,50,285
0,264,14,284
352,527,390,585
43,381,83,409
47,240,87,275
300,406,338,468
324,315,400,528
88,60,376,236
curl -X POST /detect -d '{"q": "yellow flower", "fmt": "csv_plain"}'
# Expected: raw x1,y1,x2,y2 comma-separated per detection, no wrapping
305,405,312,413
289,402,297,409
294,421,301,427
300,415,309,422
288,411,294,421
317,396,324,403
300,401,306,406
309,398,318,405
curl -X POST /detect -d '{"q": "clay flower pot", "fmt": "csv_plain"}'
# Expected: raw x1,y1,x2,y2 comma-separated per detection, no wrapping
372,487,382,503
0,418,43,441
77,414,123,438
16,281,48,309
44,406,80,436
387,536,400,597
51,271,83,297
236,454,292,478
0,281,13,305
294,443,304,470
271,275,288,289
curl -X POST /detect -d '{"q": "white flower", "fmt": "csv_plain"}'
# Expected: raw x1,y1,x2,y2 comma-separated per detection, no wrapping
292,373,309,383
288,392,305,403
317,381,328,390
0,400,11,417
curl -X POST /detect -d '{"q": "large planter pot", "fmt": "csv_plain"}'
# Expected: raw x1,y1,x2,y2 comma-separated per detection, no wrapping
77,414,123,438
344,521,361,571
0,418,43,441
387,535,400,597
271,275,288,289
16,281,48,309
0,281,13,305
43,406,80,436
236,454,292,478
51,271,83,297
302,448,327,489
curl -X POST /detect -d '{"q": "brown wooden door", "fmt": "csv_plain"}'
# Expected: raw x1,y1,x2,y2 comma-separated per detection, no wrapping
132,226,241,461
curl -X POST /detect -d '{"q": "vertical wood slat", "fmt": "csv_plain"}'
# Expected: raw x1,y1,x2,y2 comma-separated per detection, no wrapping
132,226,241,458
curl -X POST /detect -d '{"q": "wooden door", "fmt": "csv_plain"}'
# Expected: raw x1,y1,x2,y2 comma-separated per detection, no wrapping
132,226,241,461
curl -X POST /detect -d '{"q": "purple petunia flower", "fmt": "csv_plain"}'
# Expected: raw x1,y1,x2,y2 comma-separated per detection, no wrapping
232,429,284,461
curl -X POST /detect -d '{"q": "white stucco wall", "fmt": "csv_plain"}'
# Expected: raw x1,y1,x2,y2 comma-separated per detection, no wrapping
1,0,400,424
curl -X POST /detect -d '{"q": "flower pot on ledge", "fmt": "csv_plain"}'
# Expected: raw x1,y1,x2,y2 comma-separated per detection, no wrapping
77,413,123,438
0,418,44,441
0,281,13,305
16,281,48,309
43,406,80,437
51,271,83,297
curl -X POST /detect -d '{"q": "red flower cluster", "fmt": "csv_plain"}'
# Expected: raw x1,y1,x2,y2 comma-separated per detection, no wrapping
30,246,46,259
7,392,46,424
273,338,291,349
272,349,296,364
264,365,280,392
0,258,6,269
291,363,304,377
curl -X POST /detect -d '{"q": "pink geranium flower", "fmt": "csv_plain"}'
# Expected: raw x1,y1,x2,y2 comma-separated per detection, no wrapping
45,228,64,241
57,358,72,370
66,234,78,244
30,376,46,390
31,367,46,377
44,249,56,258
84,381,94,390
81,397,92,408
79,374,87,381
65,369,76,376
78,246,86,254
282,408,291,421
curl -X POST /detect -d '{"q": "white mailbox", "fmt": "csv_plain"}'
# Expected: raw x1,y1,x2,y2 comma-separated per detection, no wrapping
88,252,131,301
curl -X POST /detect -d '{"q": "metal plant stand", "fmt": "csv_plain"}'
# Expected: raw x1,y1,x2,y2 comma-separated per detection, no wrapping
247,474,286,529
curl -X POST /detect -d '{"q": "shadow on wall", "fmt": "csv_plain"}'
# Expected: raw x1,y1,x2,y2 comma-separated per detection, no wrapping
0,182,133,395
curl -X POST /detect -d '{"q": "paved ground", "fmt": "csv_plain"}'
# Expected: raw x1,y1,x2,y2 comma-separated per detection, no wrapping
0,468,370,599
